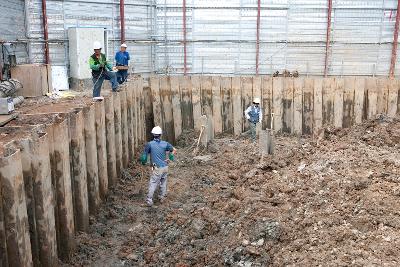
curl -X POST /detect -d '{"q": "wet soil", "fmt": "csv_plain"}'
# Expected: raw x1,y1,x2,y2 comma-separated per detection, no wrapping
66,116,400,266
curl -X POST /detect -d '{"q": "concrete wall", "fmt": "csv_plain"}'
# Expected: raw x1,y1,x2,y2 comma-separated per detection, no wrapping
0,77,146,267
147,76,400,143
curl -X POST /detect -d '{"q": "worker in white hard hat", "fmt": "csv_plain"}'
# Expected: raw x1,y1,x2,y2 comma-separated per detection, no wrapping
89,41,119,98
244,97,263,142
115,43,130,84
140,126,177,207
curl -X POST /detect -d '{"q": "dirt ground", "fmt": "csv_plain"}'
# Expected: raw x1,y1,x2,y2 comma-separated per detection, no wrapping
66,116,400,267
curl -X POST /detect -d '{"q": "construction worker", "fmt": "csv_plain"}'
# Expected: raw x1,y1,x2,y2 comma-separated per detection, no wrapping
89,41,119,98
244,97,263,142
140,126,177,207
115,43,130,84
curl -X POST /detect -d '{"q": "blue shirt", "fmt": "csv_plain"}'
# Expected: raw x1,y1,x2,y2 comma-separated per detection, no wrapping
115,51,130,66
143,139,174,168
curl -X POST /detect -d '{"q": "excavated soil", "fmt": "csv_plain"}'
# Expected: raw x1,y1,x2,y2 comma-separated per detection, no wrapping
66,116,400,267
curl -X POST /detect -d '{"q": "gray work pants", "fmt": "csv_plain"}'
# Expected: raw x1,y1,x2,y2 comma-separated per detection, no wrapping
146,166,169,205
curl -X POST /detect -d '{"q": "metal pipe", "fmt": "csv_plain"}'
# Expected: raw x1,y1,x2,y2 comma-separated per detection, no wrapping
324,0,333,77
41,0,50,64
183,0,187,75
389,0,400,77
120,0,125,43
256,0,261,75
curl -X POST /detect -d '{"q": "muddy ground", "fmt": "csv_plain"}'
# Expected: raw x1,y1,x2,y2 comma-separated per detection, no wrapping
66,116,400,267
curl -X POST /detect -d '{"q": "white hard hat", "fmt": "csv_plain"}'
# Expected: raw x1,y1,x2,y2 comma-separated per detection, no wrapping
253,97,261,104
93,41,102,50
120,43,127,48
151,126,162,135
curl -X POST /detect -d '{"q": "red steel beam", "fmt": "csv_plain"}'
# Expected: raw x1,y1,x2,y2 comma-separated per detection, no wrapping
324,0,333,77
256,0,261,75
183,0,187,75
120,0,126,43
41,0,50,65
389,0,400,77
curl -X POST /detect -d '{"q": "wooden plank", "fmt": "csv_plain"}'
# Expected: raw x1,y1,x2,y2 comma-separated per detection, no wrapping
211,76,222,134
313,78,323,134
0,176,7,267
143,83,153,143
221,77,233,133
334,78,344,128
139,77,145,143
322,78,335,126
293,78,303,135
366,77,378,120
261,76,273,130
125,84,135,161
282,78,294,133
104,94,117,187
302,78,314,135
388,79,399,117
160,76,175,143
0,113,18,126
10,64,50,97
191,76,202,131
180,76,194,130
272,77,284,133
150,77,162,128
232,77,242,136
377,78,389,115
241,77,253,132
170,76,182,138
343,77,355,128
200,76,213,118
354,77,365,124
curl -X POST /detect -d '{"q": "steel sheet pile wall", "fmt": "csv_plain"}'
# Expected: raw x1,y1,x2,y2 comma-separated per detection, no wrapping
148,75,400,143
0,77,145,267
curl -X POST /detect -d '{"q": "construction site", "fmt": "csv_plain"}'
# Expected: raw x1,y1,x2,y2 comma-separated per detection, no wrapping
1,0,400,266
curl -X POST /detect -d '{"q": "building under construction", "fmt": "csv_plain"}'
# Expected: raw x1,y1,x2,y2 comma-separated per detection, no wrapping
0,0,400,266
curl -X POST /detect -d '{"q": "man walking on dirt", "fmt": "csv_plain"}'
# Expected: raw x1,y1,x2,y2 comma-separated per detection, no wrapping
140,126,177,207
244,97,262,142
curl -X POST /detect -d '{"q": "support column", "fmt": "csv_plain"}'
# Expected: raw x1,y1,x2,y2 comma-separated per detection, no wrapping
390,0,400,77
256,0,261,75
324,0,333,77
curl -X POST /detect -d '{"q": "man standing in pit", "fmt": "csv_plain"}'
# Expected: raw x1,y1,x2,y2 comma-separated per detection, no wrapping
115,43,130,84
244,97,263,142
140,126,177,207
89,41,119,98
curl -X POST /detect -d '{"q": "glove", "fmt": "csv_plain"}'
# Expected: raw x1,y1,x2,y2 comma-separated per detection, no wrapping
139,153,147,165
168,153,175,162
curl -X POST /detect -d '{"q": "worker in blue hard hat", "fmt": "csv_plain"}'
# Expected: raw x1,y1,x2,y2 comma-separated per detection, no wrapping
140,126,177,207
244,97,263,142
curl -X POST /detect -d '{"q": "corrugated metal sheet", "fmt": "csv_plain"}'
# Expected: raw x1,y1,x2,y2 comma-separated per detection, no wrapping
0,0,29,64
155,0,400,76
25,0,154,74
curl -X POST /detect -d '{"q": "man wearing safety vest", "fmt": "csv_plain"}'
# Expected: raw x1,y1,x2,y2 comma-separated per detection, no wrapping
140,126,177,207
89,41,119,98
244,97,263,142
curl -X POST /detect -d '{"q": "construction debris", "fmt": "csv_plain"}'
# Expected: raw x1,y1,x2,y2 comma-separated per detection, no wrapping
68,116,400,266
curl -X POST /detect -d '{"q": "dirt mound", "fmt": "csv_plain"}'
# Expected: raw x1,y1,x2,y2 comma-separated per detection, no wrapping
67,117,400,266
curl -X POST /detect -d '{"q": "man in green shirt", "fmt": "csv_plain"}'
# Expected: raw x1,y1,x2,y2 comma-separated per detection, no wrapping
89,41,119,97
